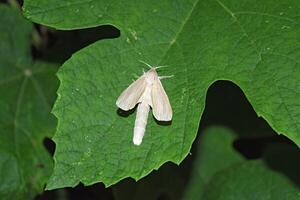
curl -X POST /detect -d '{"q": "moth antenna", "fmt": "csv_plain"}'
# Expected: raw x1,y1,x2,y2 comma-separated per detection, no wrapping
139,60,153,69
159,75,174,80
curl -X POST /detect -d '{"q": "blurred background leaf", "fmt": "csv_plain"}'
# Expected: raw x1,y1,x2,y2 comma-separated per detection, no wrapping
0,4,58,199
183,126,300,200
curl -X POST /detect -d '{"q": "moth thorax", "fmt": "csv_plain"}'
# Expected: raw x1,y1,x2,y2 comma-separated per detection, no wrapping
145,69,158,84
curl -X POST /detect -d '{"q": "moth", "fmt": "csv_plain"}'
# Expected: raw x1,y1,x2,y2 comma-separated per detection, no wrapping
116,62,172,145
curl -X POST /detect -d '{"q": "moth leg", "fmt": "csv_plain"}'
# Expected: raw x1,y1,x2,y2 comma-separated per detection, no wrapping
155,65,168,70
159,75,174,80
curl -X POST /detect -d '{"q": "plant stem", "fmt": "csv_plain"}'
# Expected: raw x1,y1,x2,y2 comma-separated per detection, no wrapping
7,0,43,49
7,0,21,10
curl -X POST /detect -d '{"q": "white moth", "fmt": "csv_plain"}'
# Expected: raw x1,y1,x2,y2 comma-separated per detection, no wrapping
116,62,172,146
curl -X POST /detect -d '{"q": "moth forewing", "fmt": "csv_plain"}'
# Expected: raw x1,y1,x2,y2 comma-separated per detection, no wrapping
116,75,147,111
151,79,172,121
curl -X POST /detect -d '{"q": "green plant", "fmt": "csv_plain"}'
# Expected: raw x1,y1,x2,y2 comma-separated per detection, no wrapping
1,0,300,199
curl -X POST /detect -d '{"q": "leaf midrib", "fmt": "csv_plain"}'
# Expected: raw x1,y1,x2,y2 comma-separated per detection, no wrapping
153,0,201,161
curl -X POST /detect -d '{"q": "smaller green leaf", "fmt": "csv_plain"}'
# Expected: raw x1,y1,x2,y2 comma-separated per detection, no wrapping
203,160,300,200
183,126,244,200
263,143,300,187
183,126,300,200
193,127,244,182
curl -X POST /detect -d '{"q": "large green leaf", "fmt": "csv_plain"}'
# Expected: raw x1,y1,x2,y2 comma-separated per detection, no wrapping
0,5,58,199
23,0,300,188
